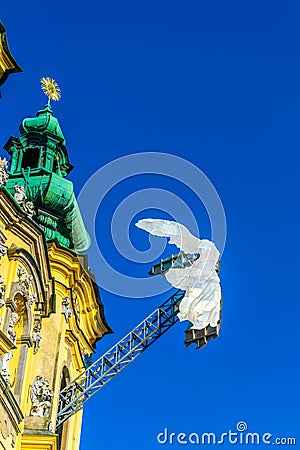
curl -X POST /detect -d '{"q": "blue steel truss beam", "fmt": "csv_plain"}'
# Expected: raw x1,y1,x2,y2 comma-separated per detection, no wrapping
56,289,185,429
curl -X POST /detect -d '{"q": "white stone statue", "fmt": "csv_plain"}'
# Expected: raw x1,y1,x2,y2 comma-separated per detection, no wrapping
32,322,42,354
30,376,54,417
0,312,19,384
14,184,27,205
7,312,19,344
62,297,73,322
14,185,36,218
0,158,9,187
0,276,6,308
136,219,221,330
23,201,36,218
25,274,33,289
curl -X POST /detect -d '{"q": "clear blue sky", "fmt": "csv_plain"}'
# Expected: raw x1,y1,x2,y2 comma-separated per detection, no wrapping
1,1,300,449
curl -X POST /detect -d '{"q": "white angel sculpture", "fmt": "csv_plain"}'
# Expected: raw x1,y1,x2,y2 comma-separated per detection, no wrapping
135,219,221,331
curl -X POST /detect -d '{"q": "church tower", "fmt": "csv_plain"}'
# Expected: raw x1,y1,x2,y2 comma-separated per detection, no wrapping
0,81,111,450
0,21,22,94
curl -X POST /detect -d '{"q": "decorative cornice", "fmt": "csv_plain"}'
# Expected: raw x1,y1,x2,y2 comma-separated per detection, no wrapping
0,21,22,89
20,432,57,450
0,330,16,356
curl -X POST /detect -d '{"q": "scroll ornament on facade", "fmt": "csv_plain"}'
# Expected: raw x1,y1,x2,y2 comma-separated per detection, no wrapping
30,376,54,417
0,157,9,187
62,297,73,322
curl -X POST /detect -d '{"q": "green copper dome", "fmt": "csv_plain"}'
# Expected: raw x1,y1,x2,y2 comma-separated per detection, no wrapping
20,104,66,145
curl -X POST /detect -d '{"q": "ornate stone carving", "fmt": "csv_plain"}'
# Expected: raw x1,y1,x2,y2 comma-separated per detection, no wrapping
13,185,36,219
23,201,36,219
16,267,35,301
14,184,27,206
30,376,54,417
25,274,33,289
17,266,25,280
7,312,18,345
0,312,18,384
0,225,7,259
28,293,37,308
0,361,10,384
0,243,8,258
32,322,42,354
0,276,6,308
62,297,73,322
0,157,9,187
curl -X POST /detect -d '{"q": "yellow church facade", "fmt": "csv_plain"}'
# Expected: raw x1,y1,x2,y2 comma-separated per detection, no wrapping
0,161,111,450
0,133,111,450
0,36,111,449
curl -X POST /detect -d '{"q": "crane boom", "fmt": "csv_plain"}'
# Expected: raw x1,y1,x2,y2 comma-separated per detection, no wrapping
56,289,185,428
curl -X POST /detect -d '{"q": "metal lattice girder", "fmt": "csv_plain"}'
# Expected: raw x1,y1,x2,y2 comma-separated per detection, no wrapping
148,251,199,276
56,289,185,429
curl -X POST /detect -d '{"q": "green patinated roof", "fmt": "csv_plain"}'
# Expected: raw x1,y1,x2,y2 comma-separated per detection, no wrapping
20,104,66,144
3,104,90,253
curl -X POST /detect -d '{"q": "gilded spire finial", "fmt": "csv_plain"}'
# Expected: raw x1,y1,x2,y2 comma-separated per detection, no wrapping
40,77,61,104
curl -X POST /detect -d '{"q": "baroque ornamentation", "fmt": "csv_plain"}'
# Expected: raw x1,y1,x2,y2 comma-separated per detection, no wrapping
30,376,54,417
13,184,36,219
62,297,73,322
0,243,8,258
0,157,9,187
0,276,6,308
23,201,36,219
0,312,19,384
7,312,18,345
28,293,37,308
17,266,26,280
32,322,42,354
14,184,27,205
72,294,81,319
16,267,36,304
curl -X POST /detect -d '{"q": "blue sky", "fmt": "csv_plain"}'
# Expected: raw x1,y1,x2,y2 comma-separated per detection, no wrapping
1,1,300,449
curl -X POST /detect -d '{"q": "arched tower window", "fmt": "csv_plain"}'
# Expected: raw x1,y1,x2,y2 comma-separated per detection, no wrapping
22,147,40,170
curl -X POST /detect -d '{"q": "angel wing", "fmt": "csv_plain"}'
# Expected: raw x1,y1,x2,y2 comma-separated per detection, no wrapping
135,218,201,254
136,218,221,331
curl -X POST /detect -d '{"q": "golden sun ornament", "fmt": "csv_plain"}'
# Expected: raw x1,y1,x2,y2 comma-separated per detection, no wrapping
41,77,61,102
